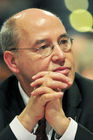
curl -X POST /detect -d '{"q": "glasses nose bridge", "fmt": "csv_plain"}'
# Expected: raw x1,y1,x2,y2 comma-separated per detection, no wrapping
51,43,65,63
53,43,64,56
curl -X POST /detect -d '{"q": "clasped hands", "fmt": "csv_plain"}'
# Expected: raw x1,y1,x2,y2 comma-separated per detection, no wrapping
18,71,71,135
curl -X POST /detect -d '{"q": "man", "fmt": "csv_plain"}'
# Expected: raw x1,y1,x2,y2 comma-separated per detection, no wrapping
0,8,93,140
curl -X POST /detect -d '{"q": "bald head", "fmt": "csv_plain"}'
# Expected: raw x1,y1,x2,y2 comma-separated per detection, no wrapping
0,8,65,52
13,8,55,20
13,8,61,33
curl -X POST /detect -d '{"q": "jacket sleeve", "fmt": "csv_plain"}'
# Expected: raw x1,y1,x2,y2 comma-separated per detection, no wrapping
75,124,93,140
0,126,17,140
0,108,17,140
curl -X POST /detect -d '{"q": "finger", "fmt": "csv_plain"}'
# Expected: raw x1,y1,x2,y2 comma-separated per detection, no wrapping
32,71,49,80
44,80,68,90
31,86,54,96
31,78,44,87
48,72,70,84
31,78,68,90
32,71,71,85
40,92,63,106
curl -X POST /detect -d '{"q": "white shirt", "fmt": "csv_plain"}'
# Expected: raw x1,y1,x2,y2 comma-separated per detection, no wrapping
10,82,78,140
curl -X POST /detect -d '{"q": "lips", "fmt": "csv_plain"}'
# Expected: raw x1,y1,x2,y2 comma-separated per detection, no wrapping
53,66,71,75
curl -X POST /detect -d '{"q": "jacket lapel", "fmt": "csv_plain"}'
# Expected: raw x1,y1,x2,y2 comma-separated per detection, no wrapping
2,75,25,124
63,80,82,122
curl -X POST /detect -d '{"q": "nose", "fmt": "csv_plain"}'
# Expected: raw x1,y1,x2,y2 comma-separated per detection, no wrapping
51,44,66,65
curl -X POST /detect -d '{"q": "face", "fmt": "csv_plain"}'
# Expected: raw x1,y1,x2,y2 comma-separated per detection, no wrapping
14,10,75,91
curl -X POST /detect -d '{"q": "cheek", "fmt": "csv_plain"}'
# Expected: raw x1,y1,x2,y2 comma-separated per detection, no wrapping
20,54,50,76
15,54,34,76
15,53,50,84
34,59,50,72
70,55,75,71
66,51,75,70
66,53,75,82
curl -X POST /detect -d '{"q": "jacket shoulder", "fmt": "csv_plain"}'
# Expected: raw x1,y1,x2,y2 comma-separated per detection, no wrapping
75,73,93,87
0,75,18,92
75,73,93,98
0,75,18,106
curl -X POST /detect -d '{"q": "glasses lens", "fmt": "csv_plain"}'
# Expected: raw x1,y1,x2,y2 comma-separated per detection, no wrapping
8,37,73,58
37,46,53,58
59,37,72,52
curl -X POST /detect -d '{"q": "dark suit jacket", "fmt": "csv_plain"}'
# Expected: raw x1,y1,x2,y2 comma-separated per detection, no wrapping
0,73,93,140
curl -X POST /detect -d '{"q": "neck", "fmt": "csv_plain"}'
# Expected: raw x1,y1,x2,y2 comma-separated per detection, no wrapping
17,77,33,97
20,83,32,97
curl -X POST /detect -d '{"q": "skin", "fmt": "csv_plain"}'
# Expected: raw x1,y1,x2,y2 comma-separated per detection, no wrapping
4,8,75,135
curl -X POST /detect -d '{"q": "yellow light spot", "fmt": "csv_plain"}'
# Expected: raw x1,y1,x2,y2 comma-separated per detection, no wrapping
69,9,93,32
65,0,89,11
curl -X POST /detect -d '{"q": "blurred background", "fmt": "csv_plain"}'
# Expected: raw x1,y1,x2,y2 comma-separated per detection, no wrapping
0,0,93,82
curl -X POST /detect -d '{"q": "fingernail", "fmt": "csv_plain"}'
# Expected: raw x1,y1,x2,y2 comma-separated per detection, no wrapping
58,92,63,97
32,75,36,79
31,91,35,95
64,84,68,88
68,80,72,85
31,82,34,87
66,78,70,82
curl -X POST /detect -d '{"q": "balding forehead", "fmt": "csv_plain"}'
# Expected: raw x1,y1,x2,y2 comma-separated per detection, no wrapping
12,8,62,31
11,8,65,39
13,8,55,20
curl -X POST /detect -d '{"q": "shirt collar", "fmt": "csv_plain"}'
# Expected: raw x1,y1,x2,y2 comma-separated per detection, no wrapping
18,81,29,105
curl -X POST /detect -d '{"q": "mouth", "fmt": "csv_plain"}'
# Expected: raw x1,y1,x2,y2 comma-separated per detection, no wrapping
53,66,71,76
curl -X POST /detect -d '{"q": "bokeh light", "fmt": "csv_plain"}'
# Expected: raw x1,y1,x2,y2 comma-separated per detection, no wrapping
65,0,89,11
69,9,93,32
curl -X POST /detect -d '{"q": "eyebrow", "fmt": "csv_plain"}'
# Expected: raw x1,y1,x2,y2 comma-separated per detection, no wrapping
34,39,47,46
33,33,68,46
59,33,68,39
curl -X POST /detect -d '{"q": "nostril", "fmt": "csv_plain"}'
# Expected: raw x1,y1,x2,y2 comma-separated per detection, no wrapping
51,54,65,65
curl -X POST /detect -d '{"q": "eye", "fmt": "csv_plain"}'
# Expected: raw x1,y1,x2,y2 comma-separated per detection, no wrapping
32,45,47,52
59,38,68,45
40,45,47,49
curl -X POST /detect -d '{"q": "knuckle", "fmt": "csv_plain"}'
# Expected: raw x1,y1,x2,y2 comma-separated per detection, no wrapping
40,95,47,104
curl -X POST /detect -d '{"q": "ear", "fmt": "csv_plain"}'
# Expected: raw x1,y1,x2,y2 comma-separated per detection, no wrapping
4,51,19,74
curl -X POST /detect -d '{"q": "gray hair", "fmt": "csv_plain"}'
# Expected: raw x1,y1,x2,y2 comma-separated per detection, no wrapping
0,17,20,53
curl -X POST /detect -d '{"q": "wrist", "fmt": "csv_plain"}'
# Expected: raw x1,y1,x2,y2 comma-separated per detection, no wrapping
53,117,70,136
18,112,38,133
